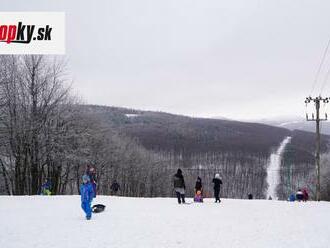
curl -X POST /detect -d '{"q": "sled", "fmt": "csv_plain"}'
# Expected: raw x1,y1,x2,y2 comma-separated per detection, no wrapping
92,204,106,213
194,190,203,203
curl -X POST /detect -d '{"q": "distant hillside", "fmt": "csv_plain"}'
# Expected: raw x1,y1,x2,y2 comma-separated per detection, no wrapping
249,116,330,135
83,105,329,157
84,105,290,156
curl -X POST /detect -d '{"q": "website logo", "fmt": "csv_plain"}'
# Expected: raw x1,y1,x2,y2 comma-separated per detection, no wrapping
0,12,65,54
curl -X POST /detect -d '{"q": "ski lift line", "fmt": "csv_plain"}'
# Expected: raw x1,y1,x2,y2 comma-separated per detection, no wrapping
310,38,330,96
320,65,330,94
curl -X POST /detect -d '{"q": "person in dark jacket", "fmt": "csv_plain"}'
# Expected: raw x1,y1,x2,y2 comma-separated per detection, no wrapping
296,189,304,201
110,180,120,195
212,173,222,203
86,165,97,198
173,168,185,204
195,176,203,194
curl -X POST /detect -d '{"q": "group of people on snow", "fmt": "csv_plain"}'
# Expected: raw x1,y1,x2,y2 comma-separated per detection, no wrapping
288,188,309,202
81,166,225,219
78,165,310,220
80,167,223,219
173,168,223,204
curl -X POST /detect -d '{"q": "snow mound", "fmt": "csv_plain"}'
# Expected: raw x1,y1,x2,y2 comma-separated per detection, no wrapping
0,196,329,248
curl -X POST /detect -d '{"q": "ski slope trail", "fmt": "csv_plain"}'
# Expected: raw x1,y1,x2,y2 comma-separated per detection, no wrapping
1,196,329,248
266,136,292,199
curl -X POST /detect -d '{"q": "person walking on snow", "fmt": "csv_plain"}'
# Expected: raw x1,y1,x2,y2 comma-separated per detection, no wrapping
173,168,186,204
212,173,222,203
110,180,120,195
80,175,94,220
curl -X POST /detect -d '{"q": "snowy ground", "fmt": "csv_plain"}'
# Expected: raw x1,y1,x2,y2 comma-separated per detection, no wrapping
0,196,329,248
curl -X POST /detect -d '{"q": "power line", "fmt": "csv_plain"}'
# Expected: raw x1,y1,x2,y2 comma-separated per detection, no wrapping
310,38,330,95
320,65,330,94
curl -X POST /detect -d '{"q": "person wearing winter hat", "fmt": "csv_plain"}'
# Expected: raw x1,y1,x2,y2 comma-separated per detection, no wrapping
80,174,94,220
212,173,222,203
296,189,304,202
173,168,186,204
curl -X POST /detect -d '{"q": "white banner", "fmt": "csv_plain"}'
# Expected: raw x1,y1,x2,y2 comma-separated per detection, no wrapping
0,12,65,54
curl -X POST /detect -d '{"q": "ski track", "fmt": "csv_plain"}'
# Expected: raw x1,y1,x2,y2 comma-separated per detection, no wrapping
266,136,292,199
0,196,329,248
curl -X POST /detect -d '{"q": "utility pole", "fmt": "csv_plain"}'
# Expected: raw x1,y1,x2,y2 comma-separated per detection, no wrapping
305,96,329,201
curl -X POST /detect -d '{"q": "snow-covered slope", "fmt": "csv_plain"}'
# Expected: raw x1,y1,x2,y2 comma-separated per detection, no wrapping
0,196,329,248
266,136,292,199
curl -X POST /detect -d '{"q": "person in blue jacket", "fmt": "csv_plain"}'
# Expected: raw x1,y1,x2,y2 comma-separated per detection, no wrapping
80,174,94,220
40,179,51,195
288,193,296,202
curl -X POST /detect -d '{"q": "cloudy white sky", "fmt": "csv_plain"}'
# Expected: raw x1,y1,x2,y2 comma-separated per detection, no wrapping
2,0,330,120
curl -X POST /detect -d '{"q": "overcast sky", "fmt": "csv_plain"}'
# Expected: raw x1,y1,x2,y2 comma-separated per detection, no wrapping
2,0,330,120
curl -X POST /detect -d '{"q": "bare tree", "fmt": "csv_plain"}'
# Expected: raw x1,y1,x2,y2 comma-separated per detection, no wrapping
0,55,73,195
